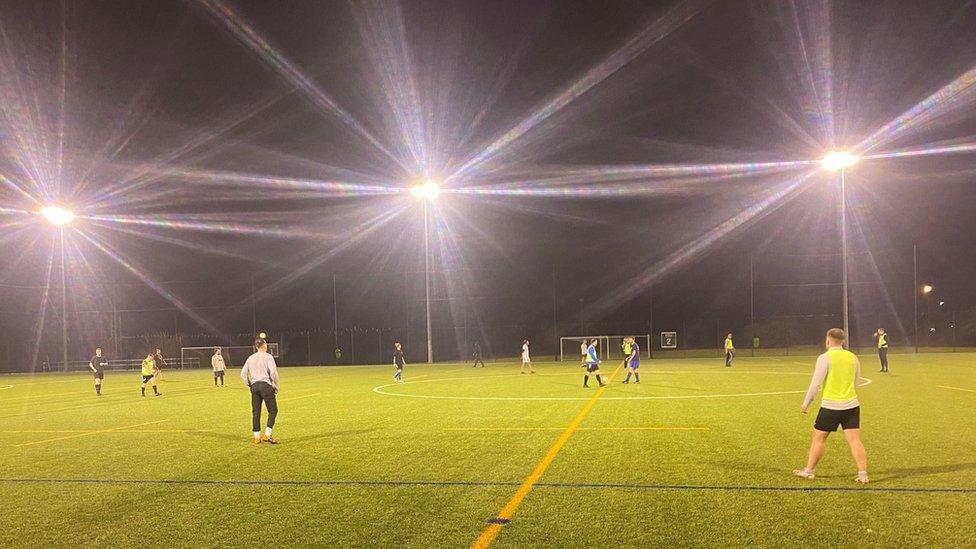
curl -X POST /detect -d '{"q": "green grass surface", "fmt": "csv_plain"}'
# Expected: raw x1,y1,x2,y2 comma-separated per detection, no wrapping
1,353,974,547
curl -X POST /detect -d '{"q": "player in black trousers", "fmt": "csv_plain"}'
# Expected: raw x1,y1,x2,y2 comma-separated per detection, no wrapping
88,347,109,396
472,342,486,368
874,328,889,373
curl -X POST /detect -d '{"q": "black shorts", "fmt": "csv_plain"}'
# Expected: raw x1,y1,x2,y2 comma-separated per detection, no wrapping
214,370,225,376
141,374,155,383
585,363,600,373
814,406,860,432
93,370,104,380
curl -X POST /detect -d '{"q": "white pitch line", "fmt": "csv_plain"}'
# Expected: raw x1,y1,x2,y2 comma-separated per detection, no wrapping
0,385,13,390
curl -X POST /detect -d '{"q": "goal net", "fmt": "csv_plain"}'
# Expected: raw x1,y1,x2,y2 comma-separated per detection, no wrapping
559,335,650,361
180,343,279,370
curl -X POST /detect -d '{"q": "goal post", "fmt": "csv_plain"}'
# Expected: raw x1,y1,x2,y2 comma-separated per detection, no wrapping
558,335,650,361
180,343,279,370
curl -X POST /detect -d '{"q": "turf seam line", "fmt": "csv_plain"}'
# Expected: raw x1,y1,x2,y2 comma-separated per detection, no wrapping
0,478,973,494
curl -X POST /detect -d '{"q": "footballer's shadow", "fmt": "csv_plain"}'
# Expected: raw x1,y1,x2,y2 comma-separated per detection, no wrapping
287,428,380,443
872,461,976,483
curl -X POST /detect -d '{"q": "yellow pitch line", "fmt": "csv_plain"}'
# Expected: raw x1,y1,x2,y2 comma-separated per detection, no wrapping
937,385,976,394
447,427,708,431
14,420,169,448
471,364,623,549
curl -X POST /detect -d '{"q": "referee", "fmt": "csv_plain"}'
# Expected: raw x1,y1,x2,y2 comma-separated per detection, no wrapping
874,328,889,373
793,328,869,484
241,338,280,445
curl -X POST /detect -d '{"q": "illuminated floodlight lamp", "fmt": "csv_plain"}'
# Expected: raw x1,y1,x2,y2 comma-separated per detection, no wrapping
40,206,75,226
410,180,440,200
821,151,859,172
921,284,934,294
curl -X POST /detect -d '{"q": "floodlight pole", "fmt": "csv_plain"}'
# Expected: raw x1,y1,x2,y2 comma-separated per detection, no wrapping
59,228,69,372
840,168,850,346
913,244,918,353
423,200,433,364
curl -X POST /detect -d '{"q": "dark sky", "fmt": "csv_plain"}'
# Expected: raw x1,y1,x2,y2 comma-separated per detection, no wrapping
1,0,975,365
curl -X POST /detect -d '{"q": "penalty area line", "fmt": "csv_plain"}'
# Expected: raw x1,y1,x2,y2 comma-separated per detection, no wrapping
14,420,169,448
937,385,976,393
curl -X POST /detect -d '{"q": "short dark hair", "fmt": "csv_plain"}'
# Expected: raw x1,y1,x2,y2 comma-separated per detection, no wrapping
254,337,266,349
826,328,846,342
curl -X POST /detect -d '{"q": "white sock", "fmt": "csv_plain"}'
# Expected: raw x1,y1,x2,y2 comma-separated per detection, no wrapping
265,427,273,437
253,431,260,439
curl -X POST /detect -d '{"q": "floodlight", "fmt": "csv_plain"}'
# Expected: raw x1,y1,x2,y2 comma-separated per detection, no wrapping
410,180,440,200
40,206,75,226
922,284,933,294
821,151,859,171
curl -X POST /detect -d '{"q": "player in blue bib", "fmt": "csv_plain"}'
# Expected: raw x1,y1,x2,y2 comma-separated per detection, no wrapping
622,337,640,384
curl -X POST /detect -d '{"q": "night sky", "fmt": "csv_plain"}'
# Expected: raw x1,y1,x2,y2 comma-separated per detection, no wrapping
1,0,975,367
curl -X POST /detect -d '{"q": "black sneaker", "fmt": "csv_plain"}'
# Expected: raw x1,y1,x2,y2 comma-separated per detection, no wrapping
622,381,629,384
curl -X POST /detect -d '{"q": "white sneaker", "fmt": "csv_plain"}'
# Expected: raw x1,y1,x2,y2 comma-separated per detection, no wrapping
792,468,815,479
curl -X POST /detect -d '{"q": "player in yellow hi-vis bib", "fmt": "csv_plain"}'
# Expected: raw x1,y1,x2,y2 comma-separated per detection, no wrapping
724,333,734,367
140,352,161,397
793,328,868,483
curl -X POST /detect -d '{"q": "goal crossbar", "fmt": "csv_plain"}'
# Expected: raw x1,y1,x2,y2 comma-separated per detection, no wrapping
559,335,650,361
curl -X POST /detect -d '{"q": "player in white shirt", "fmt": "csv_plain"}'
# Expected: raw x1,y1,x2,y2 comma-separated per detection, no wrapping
211,347,226,386
580,339,588,367
520,339,534,374
240,338,280,444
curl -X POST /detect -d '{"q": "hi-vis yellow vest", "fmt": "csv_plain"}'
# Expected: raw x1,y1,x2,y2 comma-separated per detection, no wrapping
824,348,857,401
725,337,734,350
878,333,888,349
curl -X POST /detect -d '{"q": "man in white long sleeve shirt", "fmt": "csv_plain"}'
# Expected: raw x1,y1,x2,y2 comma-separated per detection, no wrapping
211,347,226,387
241,338,280,445
793,328,868,483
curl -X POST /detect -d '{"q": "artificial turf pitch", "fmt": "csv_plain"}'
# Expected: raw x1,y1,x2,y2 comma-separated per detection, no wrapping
1,353,974,548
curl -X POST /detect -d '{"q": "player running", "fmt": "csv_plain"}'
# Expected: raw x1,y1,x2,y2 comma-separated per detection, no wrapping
393,341,405,383
874,328,889,373
622,337,640,384
583,338,605,388
793,328,869,484
88,347,109,396
212,347,227,386
241,338,279,444
520,339,534,374
724,333,735,367
140,351,161,397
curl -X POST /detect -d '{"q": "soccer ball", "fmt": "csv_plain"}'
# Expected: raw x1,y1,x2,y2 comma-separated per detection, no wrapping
258,332,267,339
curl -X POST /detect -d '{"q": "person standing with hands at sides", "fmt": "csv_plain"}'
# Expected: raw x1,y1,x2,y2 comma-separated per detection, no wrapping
153,348,167,382
393,341,406,383
584,338,605,388
520,339,534,374
724,333,735,367
874,328,889,373
622,337,640,384
793,328,868,484
212,347,227,386
140,352,161,397
620,338,632,371
89,347,109,396
580,339,589,367
472,342,486,368
241,338,279,445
